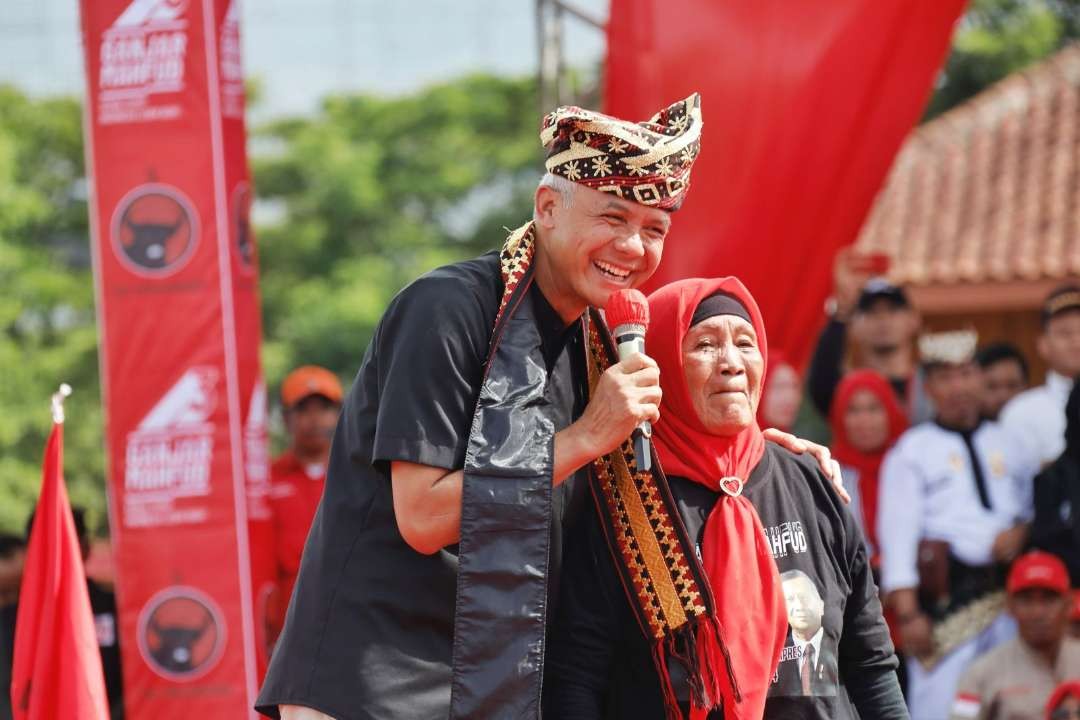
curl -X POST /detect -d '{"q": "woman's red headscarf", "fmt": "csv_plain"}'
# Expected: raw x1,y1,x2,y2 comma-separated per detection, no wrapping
828,370,907,562
648,277,787,720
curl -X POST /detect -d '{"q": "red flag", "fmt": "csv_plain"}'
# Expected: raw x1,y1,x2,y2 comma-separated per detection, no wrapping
11,400,110,720
605,0,966,368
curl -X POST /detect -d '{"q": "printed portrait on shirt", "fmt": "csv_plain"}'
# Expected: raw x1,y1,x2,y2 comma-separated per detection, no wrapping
773,569,839,697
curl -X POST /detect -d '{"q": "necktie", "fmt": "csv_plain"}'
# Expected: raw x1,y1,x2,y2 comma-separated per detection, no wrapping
800,644,816,695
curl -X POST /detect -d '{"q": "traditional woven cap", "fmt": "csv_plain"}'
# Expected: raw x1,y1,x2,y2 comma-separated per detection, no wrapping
281,365,343,408
540,93,703,210
1042,283,1080,325
919,329,978,366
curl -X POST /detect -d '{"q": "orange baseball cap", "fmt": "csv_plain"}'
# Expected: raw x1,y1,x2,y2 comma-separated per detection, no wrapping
280,365,343,408
1007,551,1070,595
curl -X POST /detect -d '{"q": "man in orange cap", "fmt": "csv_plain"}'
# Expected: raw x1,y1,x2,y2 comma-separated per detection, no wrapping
266,365,343,645
951,551,1080,720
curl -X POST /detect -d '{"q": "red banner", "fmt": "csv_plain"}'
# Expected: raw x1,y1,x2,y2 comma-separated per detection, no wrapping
605,0,966,367
79,0,272,717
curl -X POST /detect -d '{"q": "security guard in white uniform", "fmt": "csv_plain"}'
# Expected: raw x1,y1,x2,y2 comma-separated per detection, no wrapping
878,329,1039,720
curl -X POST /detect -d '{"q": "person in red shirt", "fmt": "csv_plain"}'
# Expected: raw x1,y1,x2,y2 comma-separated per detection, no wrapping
266,365,343,646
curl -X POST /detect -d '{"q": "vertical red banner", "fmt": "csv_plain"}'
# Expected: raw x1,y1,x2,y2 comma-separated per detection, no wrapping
79,0,272,717
605,0,966,367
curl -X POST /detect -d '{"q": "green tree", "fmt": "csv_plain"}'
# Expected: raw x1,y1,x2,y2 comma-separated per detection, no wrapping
253,74,543,385
0,85,104,534
926,0,1080,118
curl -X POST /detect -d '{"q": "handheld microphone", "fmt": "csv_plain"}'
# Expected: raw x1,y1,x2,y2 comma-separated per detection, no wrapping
604,289,652,472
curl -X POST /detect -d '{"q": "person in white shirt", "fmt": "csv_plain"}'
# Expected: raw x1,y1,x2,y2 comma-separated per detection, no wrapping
1000,285,1080,466
878,329,1039,720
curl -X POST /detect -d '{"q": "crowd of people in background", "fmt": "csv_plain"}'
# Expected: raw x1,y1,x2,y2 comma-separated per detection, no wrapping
775,249,1080,719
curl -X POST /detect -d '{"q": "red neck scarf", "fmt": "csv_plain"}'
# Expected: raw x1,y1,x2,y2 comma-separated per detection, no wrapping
648,277,787,720
828,370,907,562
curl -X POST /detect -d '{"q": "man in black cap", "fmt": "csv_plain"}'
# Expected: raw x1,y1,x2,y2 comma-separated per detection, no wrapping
808,249,927,424
1001,284,1080,466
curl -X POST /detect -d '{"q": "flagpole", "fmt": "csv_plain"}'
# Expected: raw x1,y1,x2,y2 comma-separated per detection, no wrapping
50,383,71,424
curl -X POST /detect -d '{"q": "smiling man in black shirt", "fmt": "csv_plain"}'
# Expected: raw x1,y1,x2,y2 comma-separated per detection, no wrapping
256,94,846,720
256,95,705,720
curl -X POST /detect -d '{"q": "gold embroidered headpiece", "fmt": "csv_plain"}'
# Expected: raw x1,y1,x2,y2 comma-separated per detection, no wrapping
919,329,978,366
540,93,703,211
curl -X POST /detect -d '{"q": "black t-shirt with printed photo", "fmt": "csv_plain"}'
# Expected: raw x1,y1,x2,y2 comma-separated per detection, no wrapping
544,443,907,720
256,251,589,720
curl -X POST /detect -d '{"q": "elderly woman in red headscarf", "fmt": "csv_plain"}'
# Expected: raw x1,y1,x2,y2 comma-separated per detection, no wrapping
545,277,906,720
829,370,908,568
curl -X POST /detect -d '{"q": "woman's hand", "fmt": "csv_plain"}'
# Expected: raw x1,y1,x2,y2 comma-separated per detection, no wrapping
761,428,850,504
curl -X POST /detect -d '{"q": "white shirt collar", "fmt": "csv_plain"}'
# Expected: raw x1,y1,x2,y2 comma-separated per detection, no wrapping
795,626,824,660
1046,370,1074,401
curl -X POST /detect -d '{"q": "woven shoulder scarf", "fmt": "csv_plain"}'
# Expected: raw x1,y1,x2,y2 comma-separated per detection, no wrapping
449,223,729,720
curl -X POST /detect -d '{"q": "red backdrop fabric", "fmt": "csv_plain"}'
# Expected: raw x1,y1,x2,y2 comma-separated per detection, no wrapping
11,422,110,720
605,0,967,367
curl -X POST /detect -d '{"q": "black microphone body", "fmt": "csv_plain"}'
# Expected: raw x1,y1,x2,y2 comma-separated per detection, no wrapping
611,321,652,472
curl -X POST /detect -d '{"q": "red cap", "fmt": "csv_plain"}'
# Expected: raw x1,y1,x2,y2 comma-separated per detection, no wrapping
1071,590,1080,622
280,365,343,408
605,289,650,331
1007,551,1069,595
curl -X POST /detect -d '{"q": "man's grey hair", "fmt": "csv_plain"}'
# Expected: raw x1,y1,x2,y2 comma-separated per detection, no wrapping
534,172,575,218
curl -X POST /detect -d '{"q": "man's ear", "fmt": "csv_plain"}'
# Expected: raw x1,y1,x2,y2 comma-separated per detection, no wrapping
534,185,561,229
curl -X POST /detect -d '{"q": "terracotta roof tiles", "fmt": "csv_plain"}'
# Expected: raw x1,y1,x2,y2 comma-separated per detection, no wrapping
856,43,1080,286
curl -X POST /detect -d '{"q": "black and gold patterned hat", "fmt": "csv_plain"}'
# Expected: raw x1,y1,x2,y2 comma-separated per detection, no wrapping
540,93,703,211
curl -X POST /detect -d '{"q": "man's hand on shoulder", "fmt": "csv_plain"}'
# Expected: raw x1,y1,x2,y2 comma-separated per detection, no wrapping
763,428,850,504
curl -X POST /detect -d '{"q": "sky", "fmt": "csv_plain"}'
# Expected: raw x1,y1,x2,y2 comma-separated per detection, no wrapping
0,0,609,119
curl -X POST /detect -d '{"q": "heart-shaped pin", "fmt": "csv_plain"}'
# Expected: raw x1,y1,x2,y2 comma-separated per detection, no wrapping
719,476,744,497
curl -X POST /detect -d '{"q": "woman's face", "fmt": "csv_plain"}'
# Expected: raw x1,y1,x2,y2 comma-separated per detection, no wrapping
761,363,801,430
842,388,890,453
681,314,764,436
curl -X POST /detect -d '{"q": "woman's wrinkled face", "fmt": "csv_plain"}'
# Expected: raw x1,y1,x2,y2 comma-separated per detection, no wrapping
681,314,764,436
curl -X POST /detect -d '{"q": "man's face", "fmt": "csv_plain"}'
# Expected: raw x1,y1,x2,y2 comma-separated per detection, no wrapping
285,395,341,456
981,358,1027,420
851,299,917,353
534,183,670,312
925,362,982,427
1040,310,1080,377
0,548,25,605
1009,587,1070,652
783,575,824,638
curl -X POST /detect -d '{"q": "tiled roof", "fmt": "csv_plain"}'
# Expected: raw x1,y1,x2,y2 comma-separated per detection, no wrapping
856,43,1080,286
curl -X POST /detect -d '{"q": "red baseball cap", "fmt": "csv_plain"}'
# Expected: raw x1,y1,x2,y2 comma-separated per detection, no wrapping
1007,551,1070,595
280,365,343,408
1071,590,1080,622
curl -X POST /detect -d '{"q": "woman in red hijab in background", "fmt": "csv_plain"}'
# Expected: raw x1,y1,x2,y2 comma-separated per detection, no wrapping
545,278,906,720
829,370,908,568
758,350,803,433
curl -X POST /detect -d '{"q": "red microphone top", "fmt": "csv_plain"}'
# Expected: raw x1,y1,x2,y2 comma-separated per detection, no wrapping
604,289,650,330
